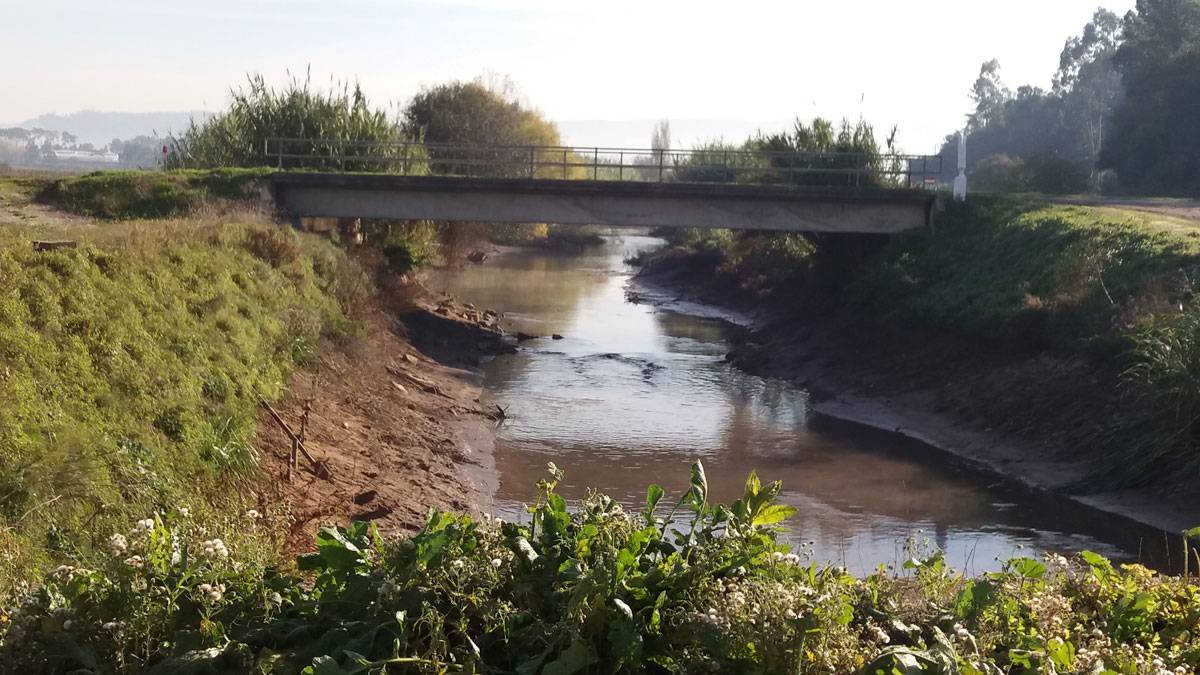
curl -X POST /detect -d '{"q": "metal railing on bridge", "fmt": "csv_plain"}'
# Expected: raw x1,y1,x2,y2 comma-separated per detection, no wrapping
264,138,942,189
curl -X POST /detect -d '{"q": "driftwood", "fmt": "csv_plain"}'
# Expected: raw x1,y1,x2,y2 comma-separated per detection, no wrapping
386,364,452,399
33,240,77,252
258,396,332,480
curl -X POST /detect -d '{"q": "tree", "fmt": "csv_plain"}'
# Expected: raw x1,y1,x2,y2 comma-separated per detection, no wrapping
969,59,1011,130
403,80,570,178
1100,0,1200,195
1056,9,1123,188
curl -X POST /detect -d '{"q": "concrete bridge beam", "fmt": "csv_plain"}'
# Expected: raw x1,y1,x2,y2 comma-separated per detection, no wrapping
269,174,937,234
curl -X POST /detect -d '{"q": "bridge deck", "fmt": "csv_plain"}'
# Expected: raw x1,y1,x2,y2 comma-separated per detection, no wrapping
269,173,939,234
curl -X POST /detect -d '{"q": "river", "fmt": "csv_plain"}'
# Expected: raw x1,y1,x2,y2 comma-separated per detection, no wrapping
428,234,1162,574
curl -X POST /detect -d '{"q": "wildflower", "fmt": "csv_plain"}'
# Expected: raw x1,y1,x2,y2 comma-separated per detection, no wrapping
198,582,225,603
784,553,801,564
491,558,502,568
178,507,190,517
102,621,121,632
868,625,891,644
200,539,229,559
132,518,155,536
124,555,144,569
772,552,784,561
452,559,465,569
109,534,128,555
245,509,261,520
268,592,283,606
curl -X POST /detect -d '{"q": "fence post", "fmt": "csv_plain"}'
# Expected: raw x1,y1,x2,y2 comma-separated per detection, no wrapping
562,148,567,180
593,148,598,181
658,149,665,182
619,152,623,181
529,147,535,178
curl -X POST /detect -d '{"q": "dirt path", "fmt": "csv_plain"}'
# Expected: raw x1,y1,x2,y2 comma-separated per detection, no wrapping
0,174,90,228
254,295,509,551
1051,196,1200,229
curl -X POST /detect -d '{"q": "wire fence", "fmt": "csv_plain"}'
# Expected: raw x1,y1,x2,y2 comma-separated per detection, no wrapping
264,138,943,189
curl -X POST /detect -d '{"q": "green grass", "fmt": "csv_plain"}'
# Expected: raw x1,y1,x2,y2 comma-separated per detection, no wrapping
852,196,1200,354
3,464,1199,673
39,169,271,219
0,216,368,593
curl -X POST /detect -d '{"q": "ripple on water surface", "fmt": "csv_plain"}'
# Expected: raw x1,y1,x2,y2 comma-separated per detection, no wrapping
427,235,1163,574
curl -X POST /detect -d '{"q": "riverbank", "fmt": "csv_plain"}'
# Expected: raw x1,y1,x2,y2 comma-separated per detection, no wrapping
253,288,508,553
631,199,1200,537
0,175,510,594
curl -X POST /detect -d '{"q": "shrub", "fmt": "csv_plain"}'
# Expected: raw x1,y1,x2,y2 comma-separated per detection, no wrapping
244,227,301,268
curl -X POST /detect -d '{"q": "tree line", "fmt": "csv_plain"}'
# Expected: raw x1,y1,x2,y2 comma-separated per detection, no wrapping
943,0,1200,197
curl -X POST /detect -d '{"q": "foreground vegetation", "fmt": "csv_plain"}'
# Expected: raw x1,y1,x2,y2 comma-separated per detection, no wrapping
1,463,1197,673
0,213,368,594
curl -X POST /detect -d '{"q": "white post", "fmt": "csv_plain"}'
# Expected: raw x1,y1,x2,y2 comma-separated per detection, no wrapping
952,128,968,201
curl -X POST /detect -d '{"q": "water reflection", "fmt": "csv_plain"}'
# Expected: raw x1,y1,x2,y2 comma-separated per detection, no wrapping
426,235,1166,574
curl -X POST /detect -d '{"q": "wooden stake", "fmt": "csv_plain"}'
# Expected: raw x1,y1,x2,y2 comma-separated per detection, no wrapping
259,396,331,480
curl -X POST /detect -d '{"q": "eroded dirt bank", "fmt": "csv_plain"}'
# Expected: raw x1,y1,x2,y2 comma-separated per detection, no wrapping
634,253,1200,537
254,287,510,551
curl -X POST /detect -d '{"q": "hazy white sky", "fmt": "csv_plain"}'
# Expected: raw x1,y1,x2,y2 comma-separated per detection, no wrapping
1,0,1135,152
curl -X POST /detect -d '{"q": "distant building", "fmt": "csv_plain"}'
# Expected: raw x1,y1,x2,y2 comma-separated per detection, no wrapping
49,148,119,163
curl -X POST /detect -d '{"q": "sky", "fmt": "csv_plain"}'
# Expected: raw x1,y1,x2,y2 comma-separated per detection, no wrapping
0,0,1137,153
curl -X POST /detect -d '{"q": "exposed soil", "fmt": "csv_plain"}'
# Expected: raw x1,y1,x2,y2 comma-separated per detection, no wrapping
0,175,90,228
634,253,1200,535
254,288,512,553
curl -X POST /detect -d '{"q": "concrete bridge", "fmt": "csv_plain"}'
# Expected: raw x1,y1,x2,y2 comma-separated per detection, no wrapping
264,139,942,234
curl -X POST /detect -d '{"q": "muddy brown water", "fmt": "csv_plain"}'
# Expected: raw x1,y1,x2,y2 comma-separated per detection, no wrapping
428,234,1172,574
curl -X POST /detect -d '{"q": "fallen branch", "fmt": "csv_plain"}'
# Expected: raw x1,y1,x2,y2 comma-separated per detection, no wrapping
258,396,332,481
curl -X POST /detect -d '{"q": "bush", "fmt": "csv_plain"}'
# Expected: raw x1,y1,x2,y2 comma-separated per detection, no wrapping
3,463,1199,673
168,73,404,170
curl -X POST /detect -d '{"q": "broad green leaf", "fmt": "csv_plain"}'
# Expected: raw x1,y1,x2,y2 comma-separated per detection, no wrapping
542,639,595,675
646,484,664,514
303,655,349,675
751,503,797,527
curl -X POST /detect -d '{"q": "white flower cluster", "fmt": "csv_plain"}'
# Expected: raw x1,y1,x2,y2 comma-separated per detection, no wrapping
51,565,78,581
200,538,229,560
197,582,225,603
245,509,261,520
109,533,128,555
132,518,155,536
770,551,803,565
378,580,401,603
124,555,144,569
867,624,891,645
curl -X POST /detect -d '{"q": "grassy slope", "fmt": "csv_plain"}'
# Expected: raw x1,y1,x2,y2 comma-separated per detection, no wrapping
38,169,271,219
851,197,1200,355
0,215,366,592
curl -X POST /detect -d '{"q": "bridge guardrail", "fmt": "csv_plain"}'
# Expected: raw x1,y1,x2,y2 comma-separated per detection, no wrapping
263,138,942,189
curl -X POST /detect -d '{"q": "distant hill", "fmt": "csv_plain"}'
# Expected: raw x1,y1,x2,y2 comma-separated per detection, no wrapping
556,119,793,150
14,110,212,146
